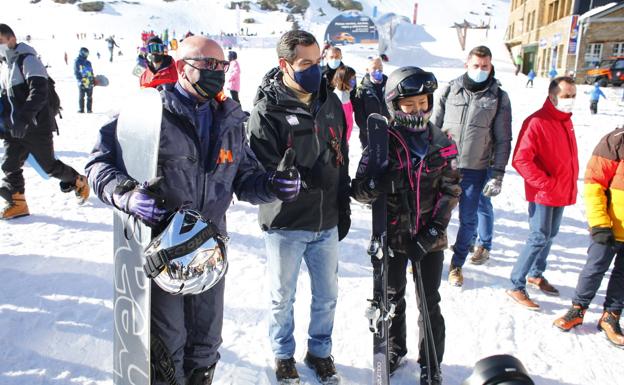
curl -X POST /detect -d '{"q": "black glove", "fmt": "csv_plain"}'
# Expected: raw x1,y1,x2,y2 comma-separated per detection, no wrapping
10,118,27,139
591,227,614,246
268,148,301,202
365,169,403,195
406,226,442,262
338,209,351,241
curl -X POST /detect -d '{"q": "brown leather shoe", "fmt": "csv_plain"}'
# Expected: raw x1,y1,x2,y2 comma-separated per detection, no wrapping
554,305,586,331
74,175,90,205
506,289,540,310
469,246,490,265
527,276,559,296
1,192,30,220
598,311,624,348
448,264,463,287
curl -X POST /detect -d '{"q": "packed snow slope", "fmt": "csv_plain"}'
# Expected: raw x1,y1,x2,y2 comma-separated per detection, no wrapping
2,0,624,384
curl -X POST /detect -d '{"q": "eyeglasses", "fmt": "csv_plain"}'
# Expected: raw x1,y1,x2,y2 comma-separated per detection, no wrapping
147,43,165,54
183,57,230,72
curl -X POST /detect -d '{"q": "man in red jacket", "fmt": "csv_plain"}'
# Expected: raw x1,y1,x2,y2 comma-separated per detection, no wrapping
139,36,178,89
507,76,579,310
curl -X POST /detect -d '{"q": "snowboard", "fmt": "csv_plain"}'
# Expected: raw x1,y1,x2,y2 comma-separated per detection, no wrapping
364,113,392,385
113,87,162,385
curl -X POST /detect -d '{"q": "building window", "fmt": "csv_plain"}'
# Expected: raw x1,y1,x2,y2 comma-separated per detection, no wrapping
531,10,536,30
613,42,624,56
585,43,603,67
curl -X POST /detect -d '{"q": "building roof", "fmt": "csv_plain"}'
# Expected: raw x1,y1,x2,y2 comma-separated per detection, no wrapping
580,2,623,21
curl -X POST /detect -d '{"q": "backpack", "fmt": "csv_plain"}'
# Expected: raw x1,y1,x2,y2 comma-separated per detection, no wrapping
16,53,63,124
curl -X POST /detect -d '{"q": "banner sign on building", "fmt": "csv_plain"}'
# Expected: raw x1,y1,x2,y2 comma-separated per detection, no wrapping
324,11,378,45
568,15,579,55
539,38,548,48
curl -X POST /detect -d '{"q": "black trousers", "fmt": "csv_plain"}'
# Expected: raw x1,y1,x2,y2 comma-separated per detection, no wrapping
229,90,240,103
151,277,225,385
1,130,79,194
387,249,445,371
590,100,598,114
79,86,93,112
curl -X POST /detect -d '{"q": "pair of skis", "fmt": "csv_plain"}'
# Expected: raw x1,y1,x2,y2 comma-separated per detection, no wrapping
364,114,439,385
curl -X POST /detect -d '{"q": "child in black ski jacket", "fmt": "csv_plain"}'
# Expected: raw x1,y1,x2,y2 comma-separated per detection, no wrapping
351,67,461,385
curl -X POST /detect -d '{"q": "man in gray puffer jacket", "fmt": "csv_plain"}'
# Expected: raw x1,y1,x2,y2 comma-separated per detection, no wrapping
433,45,512,287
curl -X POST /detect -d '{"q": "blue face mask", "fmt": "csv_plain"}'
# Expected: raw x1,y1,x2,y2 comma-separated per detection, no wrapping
349,77,357,89
371,69,383,82
467,68,490,83
327,58,341,70
290,63,321,94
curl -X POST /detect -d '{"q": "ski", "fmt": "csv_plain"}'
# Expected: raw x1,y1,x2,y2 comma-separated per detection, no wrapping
113,87,162,385
364,113,393,385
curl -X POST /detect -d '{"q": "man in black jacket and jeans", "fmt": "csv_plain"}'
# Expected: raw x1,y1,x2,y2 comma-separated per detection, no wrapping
248,30,350,385
0,24,89,220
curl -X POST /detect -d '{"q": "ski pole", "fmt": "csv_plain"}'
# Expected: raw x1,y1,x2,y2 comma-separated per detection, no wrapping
415,260,440,384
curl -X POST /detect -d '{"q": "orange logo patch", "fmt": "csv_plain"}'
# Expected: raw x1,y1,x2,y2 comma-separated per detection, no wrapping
217,149,234,164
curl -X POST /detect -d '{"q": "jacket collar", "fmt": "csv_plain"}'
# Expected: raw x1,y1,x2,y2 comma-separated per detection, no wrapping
542,97,573,121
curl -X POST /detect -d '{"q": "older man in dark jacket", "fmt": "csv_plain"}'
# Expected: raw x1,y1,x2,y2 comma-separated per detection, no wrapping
0,24,89,220
86,36,299,385
352,56,390,149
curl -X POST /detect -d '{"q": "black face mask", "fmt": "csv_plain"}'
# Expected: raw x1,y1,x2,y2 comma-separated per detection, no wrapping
150,54,163,64
190,69,225,99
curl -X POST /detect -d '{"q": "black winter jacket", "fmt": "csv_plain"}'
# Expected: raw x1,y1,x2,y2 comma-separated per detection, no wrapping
351,123,461,253
352,74,390,148
248,68,350,232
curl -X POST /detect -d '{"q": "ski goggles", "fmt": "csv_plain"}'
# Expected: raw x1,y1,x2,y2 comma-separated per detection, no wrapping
146,42,165,54
183,57,230,72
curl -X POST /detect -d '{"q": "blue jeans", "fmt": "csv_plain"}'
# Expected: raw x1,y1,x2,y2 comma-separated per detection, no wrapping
573,241,624,313
510,202,565,290
470,189,494,251
452,169,489,267
265,227,339,359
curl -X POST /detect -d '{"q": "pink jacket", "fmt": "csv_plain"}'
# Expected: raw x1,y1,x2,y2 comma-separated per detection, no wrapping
226,60,240,92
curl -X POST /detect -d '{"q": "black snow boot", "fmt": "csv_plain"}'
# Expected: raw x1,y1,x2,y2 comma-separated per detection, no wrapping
304,352,339,384
186,364,215,385
275,357,300,384
420,366,442,385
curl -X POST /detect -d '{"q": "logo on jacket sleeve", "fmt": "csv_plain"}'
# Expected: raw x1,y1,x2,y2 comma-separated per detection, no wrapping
217,149,234,164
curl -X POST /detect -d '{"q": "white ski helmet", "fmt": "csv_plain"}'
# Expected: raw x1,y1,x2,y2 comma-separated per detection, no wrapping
143,210,228,295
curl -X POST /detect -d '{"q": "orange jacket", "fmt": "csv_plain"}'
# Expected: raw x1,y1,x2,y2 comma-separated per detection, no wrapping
584,128,624,241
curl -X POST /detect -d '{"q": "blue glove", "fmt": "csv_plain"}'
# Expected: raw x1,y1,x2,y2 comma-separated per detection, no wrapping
268,148,300,202
113,177,168,227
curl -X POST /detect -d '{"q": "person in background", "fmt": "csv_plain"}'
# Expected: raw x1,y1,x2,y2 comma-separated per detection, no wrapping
226,50,240,103
553,127,624,348
507,76,579,310
319,46,343,103
588,82,606,114
74,47,95,113
515,54,523,76
0,24,89,219
548,66,558,81
106,35,119,62
352,56,389,149
139,36,177,89
526,68,535,88
331,65,356,142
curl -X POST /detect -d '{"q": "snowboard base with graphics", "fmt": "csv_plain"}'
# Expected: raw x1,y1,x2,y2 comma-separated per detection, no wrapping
113,87,162,385
364,113,392,385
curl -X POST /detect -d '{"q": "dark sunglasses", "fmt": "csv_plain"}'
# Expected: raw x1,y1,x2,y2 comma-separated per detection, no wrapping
183,57,230,72
147,43,165,54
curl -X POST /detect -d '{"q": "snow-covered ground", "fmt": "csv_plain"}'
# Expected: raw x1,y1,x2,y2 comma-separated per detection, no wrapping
1,1,624,384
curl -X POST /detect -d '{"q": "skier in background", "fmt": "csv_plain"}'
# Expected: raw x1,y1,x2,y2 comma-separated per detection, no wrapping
105,35,118,62
139,36,177,89
588,82,606,114
351,66,460,384
74,47,95,113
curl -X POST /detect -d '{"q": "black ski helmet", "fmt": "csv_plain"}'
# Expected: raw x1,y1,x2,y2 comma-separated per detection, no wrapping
384,66,438,119
79,47,89,58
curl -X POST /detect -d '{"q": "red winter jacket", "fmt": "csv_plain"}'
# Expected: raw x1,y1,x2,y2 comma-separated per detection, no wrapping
139,56,178,89
512,98,579,207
